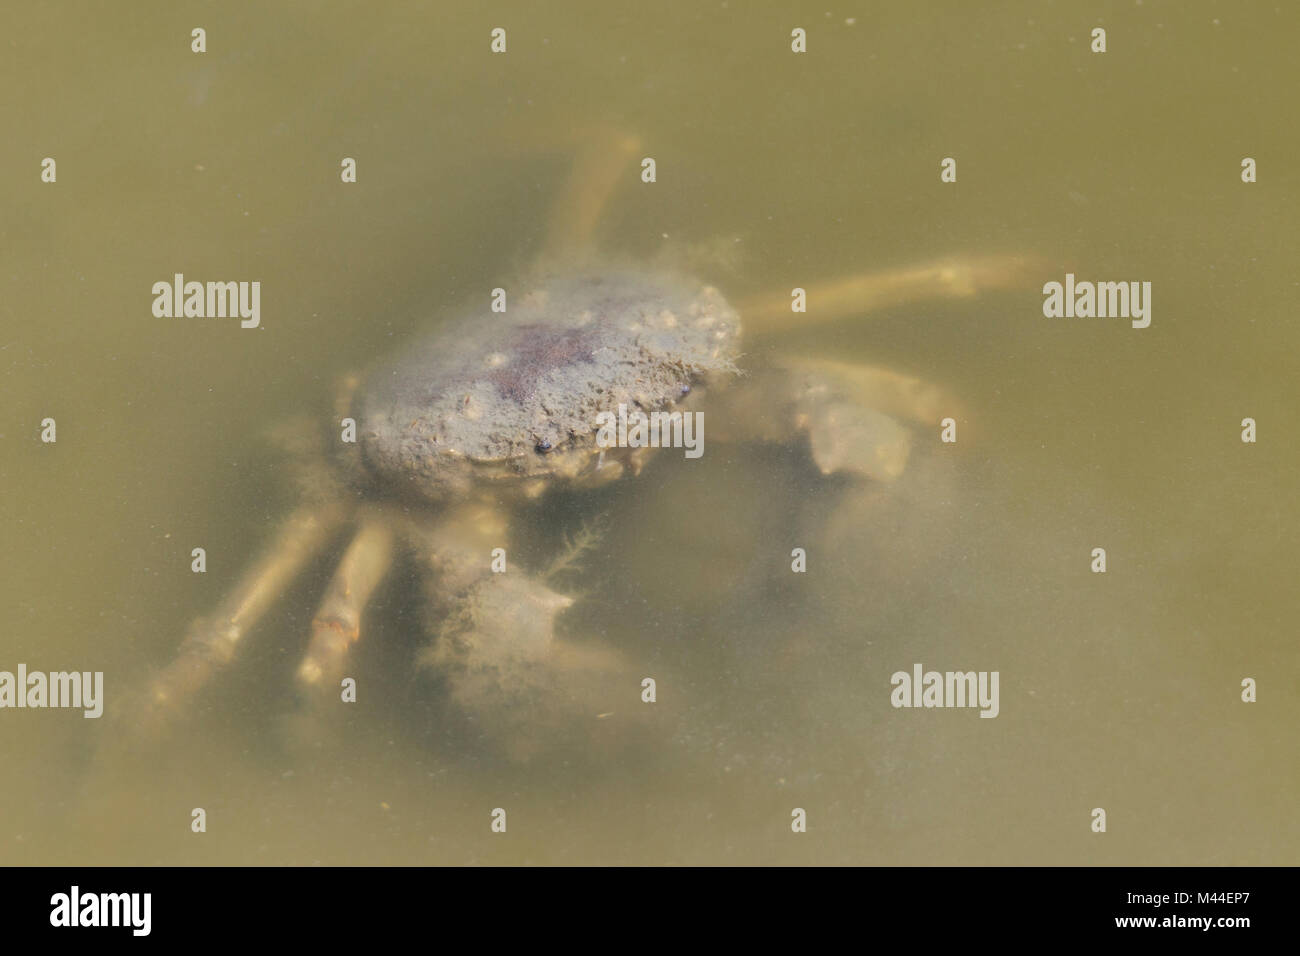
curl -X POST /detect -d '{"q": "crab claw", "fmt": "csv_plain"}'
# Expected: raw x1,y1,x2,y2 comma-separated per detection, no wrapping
803,400,912,482
422,573,627,760
424,573,573,683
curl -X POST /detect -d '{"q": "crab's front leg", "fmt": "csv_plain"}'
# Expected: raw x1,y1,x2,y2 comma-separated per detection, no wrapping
706,356,957,483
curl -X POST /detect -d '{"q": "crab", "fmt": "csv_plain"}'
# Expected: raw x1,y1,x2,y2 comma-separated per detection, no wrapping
136,129,1035,756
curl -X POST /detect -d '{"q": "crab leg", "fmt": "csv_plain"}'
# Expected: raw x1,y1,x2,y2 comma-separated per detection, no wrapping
773,355,959,426
537,125,643,262
145,503,348,718
738,253,1045,334
705,355,967,483
407,499,509,593
295,513,396,689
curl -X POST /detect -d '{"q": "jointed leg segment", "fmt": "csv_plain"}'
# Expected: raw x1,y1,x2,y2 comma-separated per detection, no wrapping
296,513,397,689
146,503,348,719
738,253,1044,333
538,125,643,263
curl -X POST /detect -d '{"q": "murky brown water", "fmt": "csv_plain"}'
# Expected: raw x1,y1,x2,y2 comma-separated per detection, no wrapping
2,1,1297,864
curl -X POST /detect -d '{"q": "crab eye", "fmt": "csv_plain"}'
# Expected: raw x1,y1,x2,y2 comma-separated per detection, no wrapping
535,440,553,453
679,384,691,396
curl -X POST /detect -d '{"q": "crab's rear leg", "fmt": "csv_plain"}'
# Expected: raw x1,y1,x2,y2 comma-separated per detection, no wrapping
533,125,642,264
141,502,349,728
737,253,1045,334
